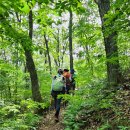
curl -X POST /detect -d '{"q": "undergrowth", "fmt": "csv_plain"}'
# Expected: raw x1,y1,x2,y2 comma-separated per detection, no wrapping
0,99,49,130
63,79,130,130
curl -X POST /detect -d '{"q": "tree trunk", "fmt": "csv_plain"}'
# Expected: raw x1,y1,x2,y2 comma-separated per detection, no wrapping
24,9,42,102
57,29,60,67
44,33,52,74
43,40,48,71
97,0,121,86
61,45,66,67
1,12,42,102
69,8,73,70
52,30,60,68
85,45,94,76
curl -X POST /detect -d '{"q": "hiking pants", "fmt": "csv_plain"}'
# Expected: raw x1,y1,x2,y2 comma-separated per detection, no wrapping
66,85,71,94
51,90,62,117
54,97,61,117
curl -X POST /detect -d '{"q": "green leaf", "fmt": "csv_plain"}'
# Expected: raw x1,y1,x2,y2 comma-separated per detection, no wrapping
20,2,30,13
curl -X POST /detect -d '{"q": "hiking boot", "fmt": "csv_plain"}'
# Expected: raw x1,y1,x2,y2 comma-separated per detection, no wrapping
54,115,59,122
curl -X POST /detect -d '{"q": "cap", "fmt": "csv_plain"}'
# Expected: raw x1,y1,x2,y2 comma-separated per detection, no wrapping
58,69,63,74
70,69,75,73
64,69,69,72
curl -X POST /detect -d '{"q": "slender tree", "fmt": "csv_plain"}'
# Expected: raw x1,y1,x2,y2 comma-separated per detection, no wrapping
69,8,73,70
57,29,60,67
44,33,52,74
52,29,60,68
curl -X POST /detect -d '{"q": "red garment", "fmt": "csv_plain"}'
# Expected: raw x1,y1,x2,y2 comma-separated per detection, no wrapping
63,72,71,78
63,72,71,86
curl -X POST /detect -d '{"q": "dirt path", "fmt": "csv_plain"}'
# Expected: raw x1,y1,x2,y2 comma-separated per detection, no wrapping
38,108,65,130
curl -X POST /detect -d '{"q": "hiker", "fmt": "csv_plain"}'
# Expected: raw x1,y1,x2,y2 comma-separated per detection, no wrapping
51,69,65,122
70,69,76,92
63,69,71,94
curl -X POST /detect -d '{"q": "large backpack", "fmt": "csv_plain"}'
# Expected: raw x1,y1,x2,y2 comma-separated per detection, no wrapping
52,75,64,91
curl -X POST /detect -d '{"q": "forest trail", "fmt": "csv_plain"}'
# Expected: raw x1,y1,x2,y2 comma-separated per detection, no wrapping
38,108,65,130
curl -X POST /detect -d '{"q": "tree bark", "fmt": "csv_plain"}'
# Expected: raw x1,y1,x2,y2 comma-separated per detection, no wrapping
25,9,42,102
85,45,94,76
44,49,47,66
44,33,52,74
69,8,73,70
61,45,67,67
97,0,121,86
52,30,60,68
57,29,60,67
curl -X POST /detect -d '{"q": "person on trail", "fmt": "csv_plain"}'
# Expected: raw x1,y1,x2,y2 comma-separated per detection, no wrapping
51,69,65,122
63,69,72,94
70,69,76,92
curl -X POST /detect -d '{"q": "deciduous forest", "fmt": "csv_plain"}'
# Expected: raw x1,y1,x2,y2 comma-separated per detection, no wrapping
0,0,130,130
